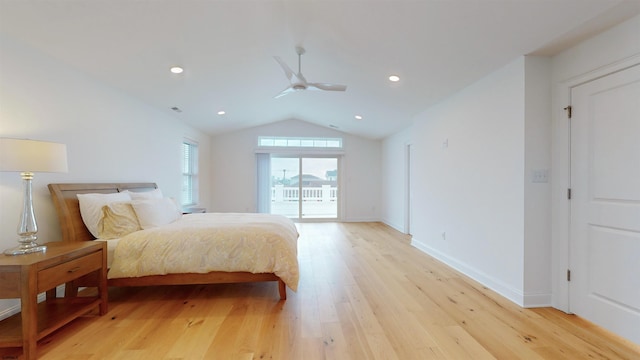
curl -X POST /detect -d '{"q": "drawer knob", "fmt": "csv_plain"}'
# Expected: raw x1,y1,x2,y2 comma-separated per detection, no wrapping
68,267,81,273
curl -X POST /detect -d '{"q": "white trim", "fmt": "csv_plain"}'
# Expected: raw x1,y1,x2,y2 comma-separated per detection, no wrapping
255,147,345,156
522,293,553,308
551,53,640,312
382,220,405,233
404,142,412,235
411,238,528,307
342,217,380,223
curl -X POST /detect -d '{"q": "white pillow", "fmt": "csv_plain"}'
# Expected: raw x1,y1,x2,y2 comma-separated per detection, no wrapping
77,192,132,238
97,202,141,239
130,197,182,229
122,188,163,200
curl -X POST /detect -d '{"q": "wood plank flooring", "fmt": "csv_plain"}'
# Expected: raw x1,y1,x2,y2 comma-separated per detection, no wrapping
1,222,638,359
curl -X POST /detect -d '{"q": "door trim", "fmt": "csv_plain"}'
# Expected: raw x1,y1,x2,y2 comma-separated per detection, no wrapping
404,143,413,235
551,54,640,312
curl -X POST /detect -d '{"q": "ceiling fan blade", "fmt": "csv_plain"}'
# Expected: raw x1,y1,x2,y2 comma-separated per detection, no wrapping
273,56,295,81
308,83,347,92
274,86,297,99
274,48,347,97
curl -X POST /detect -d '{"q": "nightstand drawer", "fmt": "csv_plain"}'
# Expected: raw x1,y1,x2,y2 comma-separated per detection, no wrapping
37,251,102,292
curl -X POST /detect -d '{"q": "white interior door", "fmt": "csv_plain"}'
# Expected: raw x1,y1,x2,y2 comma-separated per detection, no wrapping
569,64,640,344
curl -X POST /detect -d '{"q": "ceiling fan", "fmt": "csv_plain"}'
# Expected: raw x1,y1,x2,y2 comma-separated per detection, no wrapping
273,46,347,98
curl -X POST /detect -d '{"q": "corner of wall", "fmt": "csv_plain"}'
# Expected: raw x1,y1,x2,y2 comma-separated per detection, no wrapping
523,54,553,306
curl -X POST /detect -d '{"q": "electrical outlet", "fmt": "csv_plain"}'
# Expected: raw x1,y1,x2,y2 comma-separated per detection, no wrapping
441,231,446,240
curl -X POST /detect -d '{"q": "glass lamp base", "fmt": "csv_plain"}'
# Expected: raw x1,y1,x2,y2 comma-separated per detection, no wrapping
4,243,47,256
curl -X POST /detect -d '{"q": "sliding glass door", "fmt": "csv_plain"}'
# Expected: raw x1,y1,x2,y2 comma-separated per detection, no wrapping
271,157,300,218
270,156,338,219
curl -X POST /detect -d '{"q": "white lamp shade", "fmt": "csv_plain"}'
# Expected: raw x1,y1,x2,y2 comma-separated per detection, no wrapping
0,138,68,173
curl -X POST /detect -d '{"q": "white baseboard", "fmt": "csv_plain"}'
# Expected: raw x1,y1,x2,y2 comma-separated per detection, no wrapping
342,217,380,222
522,293,552,308
410,238,550,308
0,286,64,321
0,301,20,321
380,219,405,233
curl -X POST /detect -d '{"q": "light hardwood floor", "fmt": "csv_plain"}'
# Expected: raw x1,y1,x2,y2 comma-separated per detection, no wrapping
2,222,639,359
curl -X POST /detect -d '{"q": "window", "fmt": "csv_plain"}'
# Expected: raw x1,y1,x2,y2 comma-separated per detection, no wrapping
182,140,198,206
256,136,343,220
269,156,339,219
258,136,342,149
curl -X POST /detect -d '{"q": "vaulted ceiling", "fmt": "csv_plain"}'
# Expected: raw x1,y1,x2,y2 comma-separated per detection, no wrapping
1,1,638,139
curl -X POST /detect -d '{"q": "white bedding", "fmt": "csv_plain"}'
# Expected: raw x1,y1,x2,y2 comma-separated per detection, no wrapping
95,238,119,268
106,213,299,291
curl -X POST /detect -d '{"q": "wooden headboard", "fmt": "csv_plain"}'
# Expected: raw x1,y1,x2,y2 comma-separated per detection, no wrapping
48,183,158,242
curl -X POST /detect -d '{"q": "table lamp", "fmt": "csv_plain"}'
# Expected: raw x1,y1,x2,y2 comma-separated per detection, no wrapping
0,138,68,255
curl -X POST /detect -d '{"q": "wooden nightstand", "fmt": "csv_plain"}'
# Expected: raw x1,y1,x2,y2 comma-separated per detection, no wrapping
0,241,107,360
182,207,206,214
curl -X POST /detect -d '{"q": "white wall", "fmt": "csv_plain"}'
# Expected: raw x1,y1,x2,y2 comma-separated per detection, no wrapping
523,56,552,306
550,14,640,311
404,58,530,305
381,127,411,232
0,35,212,317
209,119,381,221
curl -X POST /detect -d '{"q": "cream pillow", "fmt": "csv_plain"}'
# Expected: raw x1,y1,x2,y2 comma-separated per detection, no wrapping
122,188,163,200
97,202,142,239
130,197,182,229
77,192,132,238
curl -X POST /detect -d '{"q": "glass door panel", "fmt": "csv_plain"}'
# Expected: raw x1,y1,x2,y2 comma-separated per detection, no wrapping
301,158,338,219
270,157,299,218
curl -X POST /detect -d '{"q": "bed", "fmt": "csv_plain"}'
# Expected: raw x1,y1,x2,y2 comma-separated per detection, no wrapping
47,182,298,300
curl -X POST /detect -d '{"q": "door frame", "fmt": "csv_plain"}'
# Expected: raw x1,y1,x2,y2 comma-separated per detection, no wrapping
404,142,413,235
551,54,640,312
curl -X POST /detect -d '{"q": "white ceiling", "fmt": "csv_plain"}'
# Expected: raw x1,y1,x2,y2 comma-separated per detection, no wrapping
1,1,639,139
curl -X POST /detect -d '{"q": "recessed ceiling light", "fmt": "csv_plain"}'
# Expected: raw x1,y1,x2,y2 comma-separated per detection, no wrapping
170,66,184,74
388,75,400,82
355,115,363,120
217,110,225,115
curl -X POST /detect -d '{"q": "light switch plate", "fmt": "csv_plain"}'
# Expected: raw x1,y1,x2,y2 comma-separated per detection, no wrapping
532,169,549,183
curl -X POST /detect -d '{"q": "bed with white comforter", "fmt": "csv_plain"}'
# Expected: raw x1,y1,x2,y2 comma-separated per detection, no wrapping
48,182,299,299
108,213,299,291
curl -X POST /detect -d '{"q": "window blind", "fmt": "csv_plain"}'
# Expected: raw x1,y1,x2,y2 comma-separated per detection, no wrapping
182,140,198,206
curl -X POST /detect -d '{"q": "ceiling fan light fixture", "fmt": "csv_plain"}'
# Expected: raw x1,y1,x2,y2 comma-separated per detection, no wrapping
388,75,400,82
170,66,184,74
